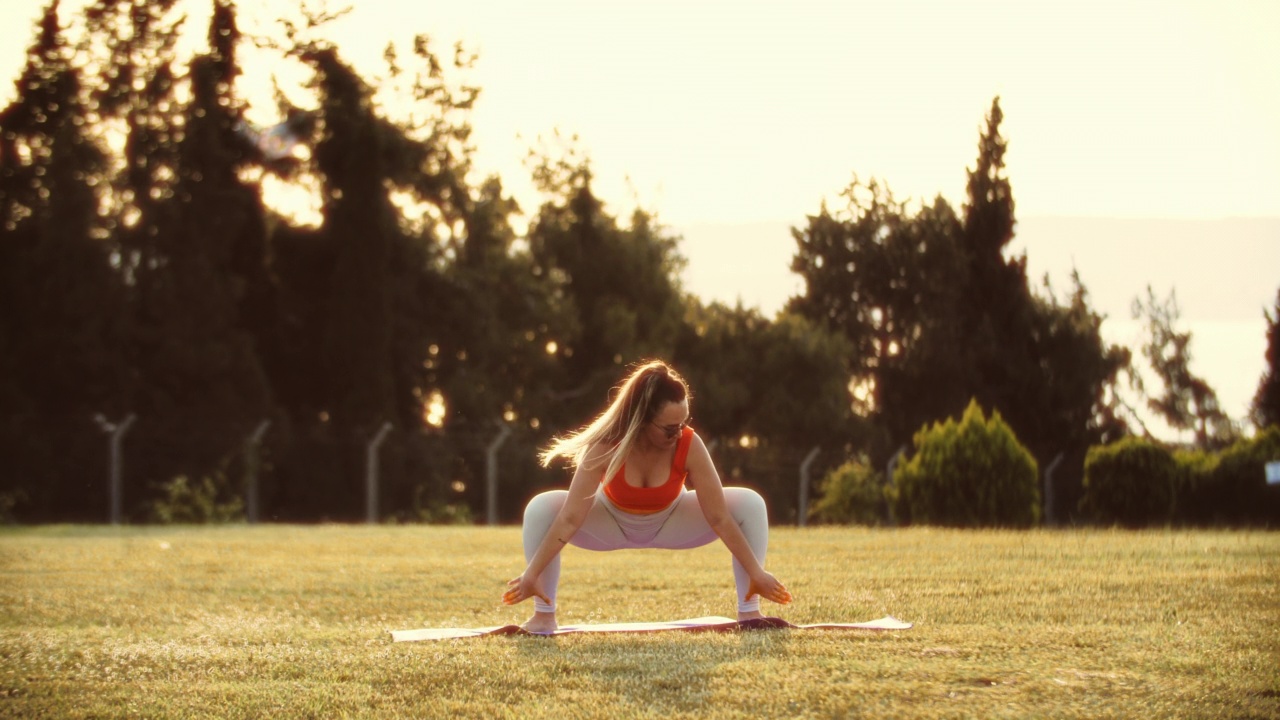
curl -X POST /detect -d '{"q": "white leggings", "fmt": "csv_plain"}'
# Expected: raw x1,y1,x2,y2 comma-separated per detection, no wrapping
521,486,770,614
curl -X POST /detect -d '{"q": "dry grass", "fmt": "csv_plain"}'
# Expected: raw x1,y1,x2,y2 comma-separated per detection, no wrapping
1,525,1277,719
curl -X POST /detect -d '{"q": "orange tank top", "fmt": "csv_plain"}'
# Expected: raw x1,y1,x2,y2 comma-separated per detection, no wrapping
602,426,694,515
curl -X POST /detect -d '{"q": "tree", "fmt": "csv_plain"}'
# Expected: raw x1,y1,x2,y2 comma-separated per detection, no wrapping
123,4,275,495
308,48,399,436
1132,285,1235,449
787,98,1130,522
1251,288,1280,429
257,30,482,519
425,175,572,519
788,180,969,466
952,98,1046,458
673,301,771,441
673,302,855,520
0,2,130,520
525,147,687,433
1020,272,1131,520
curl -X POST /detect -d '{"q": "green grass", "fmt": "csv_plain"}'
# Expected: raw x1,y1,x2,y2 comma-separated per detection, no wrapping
1,525,1277,719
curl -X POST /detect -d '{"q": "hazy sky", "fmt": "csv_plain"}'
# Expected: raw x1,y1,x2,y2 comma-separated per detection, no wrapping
3,0,1277,223
2,0,1277,427
327,0,1280,224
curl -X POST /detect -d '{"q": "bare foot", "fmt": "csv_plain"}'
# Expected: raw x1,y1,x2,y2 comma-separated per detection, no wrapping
522,611,558,634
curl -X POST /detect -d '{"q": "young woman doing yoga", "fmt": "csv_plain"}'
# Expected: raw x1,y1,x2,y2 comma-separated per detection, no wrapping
503,360,792,633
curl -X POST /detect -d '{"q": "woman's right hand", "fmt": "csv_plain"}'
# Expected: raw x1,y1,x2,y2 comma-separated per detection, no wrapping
502,573,551,606
745,570,793,605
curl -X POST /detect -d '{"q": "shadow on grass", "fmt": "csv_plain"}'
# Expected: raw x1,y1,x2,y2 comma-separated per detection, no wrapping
505,621,798,700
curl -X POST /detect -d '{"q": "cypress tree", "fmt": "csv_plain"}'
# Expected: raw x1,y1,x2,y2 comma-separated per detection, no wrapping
0,2,129,520
1252,290,1280,429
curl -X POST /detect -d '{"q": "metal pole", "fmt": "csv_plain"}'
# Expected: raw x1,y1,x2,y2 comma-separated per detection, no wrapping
365,422,393,524
96,413,137,525
885,445,907,526
798,446,821,527
1043,452,1064,526
486,423,513,526
244,420,271,524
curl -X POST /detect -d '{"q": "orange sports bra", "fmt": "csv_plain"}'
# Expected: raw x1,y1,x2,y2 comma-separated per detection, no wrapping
602,426,694,515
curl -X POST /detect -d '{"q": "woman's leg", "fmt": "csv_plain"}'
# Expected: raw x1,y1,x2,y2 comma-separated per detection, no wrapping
649,487,771,615
520,490,629,614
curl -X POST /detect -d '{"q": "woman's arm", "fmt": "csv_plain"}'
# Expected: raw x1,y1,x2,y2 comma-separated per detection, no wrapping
685,433,792,605
502,446,605,606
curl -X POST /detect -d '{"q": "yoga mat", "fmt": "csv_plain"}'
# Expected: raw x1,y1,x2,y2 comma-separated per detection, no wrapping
391,615,911,642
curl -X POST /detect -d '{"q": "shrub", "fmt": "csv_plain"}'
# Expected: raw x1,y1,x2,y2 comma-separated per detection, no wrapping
1196,425,1280,525
1171,448,1217,524
809,456,887,525
892,399,1040,527
414,501,474,525
0,490,24,525
1080,437,1177,527
149,474,245,524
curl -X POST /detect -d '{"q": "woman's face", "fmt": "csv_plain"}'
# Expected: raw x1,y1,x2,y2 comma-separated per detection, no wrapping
646,398,690,449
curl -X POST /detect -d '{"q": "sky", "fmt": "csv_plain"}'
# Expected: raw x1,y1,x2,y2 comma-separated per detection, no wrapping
2,0,1277,432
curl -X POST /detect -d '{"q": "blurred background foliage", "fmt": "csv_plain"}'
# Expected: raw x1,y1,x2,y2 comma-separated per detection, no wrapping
2,1,1276,526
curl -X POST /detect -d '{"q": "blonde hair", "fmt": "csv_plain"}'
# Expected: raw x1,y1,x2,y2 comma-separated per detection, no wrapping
539,360,689,482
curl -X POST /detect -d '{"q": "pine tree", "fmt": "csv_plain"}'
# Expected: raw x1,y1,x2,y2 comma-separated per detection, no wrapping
0,2,129,519
1250,289,1280,429
1132,286,1234,449
956,98,1037,440
124,2,274,491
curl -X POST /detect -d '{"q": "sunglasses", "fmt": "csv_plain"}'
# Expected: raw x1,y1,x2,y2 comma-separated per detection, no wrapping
652,418,691,439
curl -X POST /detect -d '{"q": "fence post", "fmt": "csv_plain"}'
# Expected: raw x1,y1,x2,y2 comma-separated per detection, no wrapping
885,445,907,526
366,422,393,524
797,446,821,526
1044,452,1064,526
486,423,513,526
244,420,271,524
95,413,137,525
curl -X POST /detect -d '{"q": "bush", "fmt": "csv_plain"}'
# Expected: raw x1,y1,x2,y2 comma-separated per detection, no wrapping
149,474,245,524
0,490,24,525
892,399,1040,528
1171,447,1217,524
1194,425,1280,525
809,456,887,525
413,501,475,525
1080,437,1177,527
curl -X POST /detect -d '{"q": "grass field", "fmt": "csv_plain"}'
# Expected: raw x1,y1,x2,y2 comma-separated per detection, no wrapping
1,525,1277,719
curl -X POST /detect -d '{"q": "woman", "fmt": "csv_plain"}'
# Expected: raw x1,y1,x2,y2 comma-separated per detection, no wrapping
503,360,792,633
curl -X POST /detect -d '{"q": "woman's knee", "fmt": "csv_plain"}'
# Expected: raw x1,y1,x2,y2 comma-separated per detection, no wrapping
725,487,768,522
524,490,568,523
